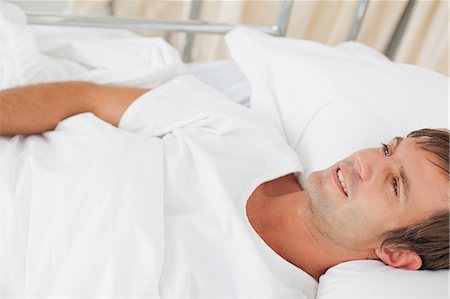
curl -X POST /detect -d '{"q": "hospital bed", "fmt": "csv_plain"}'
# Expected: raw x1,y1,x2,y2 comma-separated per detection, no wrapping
2,0,448,298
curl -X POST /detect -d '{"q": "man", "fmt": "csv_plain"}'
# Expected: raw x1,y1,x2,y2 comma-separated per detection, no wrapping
1,78,449,295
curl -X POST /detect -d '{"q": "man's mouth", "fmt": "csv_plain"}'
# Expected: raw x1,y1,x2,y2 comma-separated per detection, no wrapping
334,167,348,196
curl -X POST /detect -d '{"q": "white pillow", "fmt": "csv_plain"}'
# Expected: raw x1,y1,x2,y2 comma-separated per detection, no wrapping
226,26,449,299
318,260,449,298
225,26,448,177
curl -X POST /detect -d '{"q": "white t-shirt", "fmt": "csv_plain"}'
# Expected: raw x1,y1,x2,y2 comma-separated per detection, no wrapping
119,75,318,298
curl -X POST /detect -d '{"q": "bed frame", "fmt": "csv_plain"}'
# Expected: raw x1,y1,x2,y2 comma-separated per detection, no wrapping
25,0,415,62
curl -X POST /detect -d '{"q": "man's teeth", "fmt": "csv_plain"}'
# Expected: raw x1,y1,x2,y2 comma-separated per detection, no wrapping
337,169,347,195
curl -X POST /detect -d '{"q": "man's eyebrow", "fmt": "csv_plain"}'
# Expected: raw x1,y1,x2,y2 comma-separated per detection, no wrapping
393,136,410,202
393,136,404,148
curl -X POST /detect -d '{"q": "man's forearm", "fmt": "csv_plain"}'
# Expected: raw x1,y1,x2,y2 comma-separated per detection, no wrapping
0,82,94,135
0,82,148,135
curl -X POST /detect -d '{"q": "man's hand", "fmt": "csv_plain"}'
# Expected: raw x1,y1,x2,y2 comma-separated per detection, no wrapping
0,82,148,135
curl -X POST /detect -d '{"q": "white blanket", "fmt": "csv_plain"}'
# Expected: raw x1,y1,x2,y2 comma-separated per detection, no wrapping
2,74,317,297
2,115,165,296
1,3,318,297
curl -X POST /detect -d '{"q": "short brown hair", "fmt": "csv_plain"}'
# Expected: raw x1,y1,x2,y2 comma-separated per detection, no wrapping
380,128,449,270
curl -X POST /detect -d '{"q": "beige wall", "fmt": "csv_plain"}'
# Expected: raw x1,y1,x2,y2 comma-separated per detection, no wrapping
72,0,449,76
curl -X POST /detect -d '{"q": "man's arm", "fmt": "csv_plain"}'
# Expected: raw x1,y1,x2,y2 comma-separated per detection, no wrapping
0,82,148,135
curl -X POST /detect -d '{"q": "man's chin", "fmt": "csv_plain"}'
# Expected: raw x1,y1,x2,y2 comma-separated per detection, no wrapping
304,170,331,195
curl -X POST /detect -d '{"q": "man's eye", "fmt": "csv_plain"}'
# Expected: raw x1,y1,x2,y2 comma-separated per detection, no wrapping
381,143,390,156
392,178,399,196
382,144,399,196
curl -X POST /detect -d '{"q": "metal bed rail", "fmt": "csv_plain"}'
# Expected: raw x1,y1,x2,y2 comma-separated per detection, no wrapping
26,14,277,35
26,0,293,36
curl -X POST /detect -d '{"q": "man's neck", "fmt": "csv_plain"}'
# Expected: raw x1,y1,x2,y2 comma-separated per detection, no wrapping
247,176,349,281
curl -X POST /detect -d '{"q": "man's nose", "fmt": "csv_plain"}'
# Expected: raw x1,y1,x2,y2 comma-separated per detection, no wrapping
353,150,386,181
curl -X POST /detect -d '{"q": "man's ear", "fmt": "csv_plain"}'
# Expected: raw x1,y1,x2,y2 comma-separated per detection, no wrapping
375,246,422,270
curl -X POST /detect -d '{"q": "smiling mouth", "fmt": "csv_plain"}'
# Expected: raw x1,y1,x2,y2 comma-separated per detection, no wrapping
336,168,348,196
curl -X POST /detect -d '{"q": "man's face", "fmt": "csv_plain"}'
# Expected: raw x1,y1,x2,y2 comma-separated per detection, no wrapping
305,137,449,251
